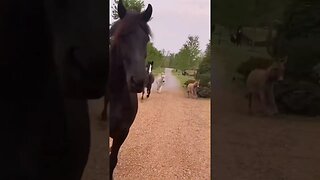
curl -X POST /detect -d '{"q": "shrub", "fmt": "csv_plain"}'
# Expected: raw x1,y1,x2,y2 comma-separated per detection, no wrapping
236,56,273,80
197,86,211,98
274,80,320,116
196,72,211,87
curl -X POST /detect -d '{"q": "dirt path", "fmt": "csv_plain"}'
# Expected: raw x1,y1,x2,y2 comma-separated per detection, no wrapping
113,68,211,180
82,68,211,180
213,50,320,180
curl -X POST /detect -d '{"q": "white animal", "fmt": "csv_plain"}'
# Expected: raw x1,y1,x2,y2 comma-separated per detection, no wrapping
156,73,166,93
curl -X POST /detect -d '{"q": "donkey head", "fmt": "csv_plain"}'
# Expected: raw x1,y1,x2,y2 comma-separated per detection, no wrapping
268,56,287,81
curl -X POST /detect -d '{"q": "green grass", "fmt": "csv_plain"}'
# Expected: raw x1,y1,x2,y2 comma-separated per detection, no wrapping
153,67,165,76
172,69,195,87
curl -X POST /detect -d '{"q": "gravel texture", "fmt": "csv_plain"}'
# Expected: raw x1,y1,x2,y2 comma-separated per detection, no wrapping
82,68,211,180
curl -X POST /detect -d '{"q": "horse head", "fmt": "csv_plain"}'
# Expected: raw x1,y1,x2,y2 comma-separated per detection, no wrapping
146,61,154,75
110,0,153,93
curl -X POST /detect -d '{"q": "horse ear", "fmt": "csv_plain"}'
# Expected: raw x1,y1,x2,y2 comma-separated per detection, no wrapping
141,4,153,22
118,0,126,20
151,61,154,65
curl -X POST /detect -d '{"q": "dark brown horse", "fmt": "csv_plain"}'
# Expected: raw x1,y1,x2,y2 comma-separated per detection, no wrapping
141,61,155,100
106,1,153,179
0,0,108,179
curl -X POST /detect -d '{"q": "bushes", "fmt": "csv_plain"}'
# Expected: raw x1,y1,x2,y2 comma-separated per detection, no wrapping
236,56,273,80
275,80,320,116
196,72,211,87
285,37,320,83
197,86,211,98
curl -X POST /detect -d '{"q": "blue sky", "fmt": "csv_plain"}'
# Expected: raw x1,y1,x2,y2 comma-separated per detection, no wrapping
109,0,211,54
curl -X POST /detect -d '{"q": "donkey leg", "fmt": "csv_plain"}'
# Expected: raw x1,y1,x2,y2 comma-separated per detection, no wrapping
258,91,269,115
268,89,279,115
110,128,130,180
192,89,197,99
147,88,151,98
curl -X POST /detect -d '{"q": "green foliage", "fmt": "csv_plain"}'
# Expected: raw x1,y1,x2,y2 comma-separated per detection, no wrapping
146,43,165,69
197,40,211,87
172,70,194,87
197,87,211,98
170,35,202,71
236,56,273,80
111,0,145,20
197,72,211,87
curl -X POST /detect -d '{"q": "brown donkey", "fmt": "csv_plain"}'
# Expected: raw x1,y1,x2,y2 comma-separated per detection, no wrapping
187,80,200,98
246,57,287,115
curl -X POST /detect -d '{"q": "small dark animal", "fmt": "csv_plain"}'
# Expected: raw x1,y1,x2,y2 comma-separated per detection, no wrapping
230,26,243,46
141,61,155,99
107,1,153,179
246,57,287,115
230,33,237,44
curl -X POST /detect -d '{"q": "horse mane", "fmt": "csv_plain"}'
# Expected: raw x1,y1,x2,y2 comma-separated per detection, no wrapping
110,11,152,46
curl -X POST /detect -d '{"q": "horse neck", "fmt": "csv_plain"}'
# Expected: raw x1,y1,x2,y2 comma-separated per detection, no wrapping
109,48,127,92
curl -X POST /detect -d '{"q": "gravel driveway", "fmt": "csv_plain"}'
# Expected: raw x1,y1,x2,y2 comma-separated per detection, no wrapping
82,68,211,180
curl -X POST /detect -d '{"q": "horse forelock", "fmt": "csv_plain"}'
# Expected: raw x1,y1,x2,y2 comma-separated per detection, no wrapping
110,13,152,47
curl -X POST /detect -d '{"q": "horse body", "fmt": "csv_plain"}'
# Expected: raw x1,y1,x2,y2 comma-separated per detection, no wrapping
141,61,155,99
187,81,200,98
156,73,166,93
108,1,153,179
246,57,287,115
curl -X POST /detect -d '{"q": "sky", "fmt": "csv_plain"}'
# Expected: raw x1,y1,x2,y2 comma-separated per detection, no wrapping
109,0,211,55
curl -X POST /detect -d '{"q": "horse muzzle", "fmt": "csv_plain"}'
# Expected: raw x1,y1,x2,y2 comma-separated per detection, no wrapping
129,76,145,93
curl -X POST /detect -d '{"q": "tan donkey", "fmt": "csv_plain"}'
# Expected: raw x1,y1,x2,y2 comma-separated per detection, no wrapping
187,80,200,98
246,57,287,115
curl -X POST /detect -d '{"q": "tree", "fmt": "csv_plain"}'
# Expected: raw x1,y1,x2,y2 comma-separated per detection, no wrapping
197,40,211,86
270,0,320,81
173,35,202,70
111,0,145,20
146,42,164,68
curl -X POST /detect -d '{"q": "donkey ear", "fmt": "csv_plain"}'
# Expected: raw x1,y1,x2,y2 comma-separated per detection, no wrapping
118,0,126,19
141,4,153,22
151,61,154,65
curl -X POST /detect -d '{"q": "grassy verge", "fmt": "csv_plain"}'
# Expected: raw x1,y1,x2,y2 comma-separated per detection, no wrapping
171,69,195,87
153,67,165,76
